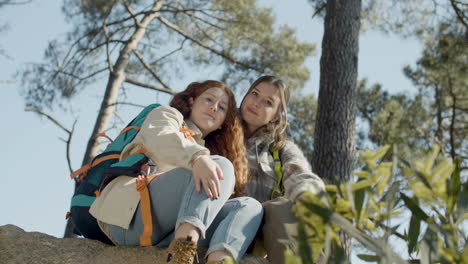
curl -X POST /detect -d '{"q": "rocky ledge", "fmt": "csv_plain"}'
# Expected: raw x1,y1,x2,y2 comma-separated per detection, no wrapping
0,225,267,264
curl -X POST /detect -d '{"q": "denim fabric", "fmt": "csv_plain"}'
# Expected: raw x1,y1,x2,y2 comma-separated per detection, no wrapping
107,155,263,261
156,197,263,261
201,196,263,260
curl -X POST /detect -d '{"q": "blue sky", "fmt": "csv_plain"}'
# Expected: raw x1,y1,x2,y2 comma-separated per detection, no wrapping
0,0,422,259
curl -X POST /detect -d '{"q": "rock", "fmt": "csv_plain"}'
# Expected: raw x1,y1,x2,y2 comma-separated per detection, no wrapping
0,225,268,264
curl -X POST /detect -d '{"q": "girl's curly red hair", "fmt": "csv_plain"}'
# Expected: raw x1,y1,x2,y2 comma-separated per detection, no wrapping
170,80,248,196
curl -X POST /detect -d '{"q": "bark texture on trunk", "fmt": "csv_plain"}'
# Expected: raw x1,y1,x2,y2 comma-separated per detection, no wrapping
312,0,362,261
312,0,361,184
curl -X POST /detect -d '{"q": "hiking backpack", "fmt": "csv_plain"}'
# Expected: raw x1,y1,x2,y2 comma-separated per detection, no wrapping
67,103,160,244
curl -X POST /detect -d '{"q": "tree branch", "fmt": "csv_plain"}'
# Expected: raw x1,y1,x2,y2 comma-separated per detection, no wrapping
158,15,266,74
0,0,31,6
448,80,457,160
132,49,170,90
449,0,468,29
160,4,232,23
124,77,175,95
109,101,147,108
103,24,114,72
122,0,141,27
53,66,108,82
141,38,187,64
104,10,148,27
162,4,240,28
61,2,123,71
167,6,226,31
24,106,76,173
189,14,224,50
100,1,119,73
311,3,326,19
65,120,77,174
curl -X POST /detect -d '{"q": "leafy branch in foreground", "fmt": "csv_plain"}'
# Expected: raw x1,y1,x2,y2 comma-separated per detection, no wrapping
287,145,467,263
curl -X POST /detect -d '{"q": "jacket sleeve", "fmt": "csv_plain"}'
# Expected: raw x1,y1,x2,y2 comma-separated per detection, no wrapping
122,105,208,170
281,140,325,202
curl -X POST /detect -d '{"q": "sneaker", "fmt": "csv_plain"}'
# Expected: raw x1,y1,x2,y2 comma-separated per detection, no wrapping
166,236,198,264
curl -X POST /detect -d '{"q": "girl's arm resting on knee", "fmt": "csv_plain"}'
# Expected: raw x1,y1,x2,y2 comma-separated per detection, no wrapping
191,154,223,199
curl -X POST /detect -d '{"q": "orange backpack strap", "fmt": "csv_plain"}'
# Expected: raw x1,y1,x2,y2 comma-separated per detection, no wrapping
97,132,114,143
69,126,141,181
70,154,121,181
136,176,153,246
180,122,196,144
70,164,92,179
119,126,140,135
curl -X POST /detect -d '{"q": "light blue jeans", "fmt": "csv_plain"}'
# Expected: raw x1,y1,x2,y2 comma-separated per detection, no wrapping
106,155,263,261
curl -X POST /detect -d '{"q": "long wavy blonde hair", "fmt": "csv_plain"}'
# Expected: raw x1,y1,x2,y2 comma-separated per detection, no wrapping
241,75,290,151
170,80,249,196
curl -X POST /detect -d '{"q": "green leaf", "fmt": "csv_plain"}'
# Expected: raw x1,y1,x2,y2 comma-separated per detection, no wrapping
421,145,440,175
284,249,302,264
381,181,401,209
407,214,420,255
322,208,406,263
378,223,405,240
330,239,349,264
401,193,429,221
354,187,366,224
431,159,454,184
447,162,461,214
357,254,381,262
399,157,432,190
297,220,313,264
302,200,406,263
351,179,373,191
373,145,391,160
301,200,332,221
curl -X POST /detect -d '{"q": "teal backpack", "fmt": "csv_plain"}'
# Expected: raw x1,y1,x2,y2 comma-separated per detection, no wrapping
68,103,160,243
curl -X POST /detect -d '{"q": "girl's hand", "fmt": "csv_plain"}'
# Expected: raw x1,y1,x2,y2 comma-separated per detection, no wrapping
192,155,224,199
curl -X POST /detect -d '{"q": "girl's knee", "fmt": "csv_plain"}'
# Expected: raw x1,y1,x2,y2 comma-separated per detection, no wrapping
211,155,235,186
238,197,263,218
211,155,234,173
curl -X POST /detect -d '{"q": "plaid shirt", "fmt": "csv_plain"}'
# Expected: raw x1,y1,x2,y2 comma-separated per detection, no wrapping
244,131,325,203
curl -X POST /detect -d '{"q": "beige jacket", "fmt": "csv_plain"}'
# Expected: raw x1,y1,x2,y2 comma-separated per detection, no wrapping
90,106,208,229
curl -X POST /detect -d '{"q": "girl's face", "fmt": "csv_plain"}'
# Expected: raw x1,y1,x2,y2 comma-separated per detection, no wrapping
189,87,229,137
240,82,281,136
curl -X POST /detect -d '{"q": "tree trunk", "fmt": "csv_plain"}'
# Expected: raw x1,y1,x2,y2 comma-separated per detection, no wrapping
313,0,361,184
312,0,361,260
63,0,165,238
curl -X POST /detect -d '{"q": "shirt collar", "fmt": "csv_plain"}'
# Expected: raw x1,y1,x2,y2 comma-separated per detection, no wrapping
247,128,274,146
184,119,205,143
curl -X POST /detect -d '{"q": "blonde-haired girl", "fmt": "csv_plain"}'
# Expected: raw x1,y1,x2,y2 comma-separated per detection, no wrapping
240,75,325,264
